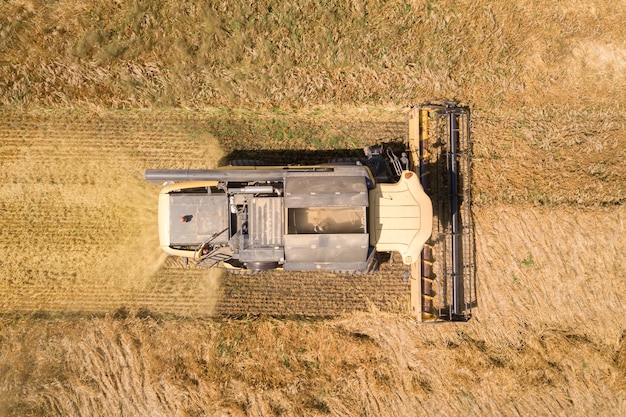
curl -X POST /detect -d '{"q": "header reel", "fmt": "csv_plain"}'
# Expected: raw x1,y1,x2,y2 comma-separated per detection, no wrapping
407,101,475,322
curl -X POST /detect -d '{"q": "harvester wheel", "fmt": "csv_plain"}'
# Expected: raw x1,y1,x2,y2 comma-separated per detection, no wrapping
245,261,278,272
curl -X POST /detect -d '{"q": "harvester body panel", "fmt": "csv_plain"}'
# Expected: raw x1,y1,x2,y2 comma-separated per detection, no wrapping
369,172,432,265
149,165,384,273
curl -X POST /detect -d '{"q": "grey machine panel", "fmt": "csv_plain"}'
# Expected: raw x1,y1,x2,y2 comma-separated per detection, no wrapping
169,194,229,245
283,234,369,271
249,197,283,247
239,196,285,262
284,176,369,208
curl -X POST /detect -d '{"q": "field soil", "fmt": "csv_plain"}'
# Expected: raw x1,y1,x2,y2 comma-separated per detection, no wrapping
1,0,626,416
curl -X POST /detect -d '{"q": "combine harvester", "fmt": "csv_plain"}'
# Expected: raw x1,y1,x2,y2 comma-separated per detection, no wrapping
145,101,474,321
408,102,475,321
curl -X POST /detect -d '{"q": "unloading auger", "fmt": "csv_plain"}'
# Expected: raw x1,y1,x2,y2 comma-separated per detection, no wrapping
406,101,475,322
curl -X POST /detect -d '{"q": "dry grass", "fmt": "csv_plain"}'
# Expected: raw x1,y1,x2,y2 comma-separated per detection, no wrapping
0,0,625,416
472,105,626,205
1,310,624,416
1,0,624,109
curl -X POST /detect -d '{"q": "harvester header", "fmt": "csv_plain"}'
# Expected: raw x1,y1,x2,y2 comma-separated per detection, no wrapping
406,102,474,321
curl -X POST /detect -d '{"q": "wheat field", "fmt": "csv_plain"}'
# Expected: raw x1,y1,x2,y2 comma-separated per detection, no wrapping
1,0,625,416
